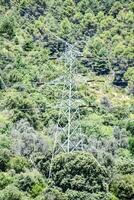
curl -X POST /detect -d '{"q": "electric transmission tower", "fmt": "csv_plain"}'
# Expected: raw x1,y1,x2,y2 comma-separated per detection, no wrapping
49,42,84,178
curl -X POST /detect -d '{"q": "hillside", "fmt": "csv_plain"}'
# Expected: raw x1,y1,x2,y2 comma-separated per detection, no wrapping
0,1,134,200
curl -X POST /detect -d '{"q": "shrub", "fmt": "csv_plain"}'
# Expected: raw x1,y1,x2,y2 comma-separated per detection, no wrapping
124,67,134,95
0,16,14,39
44,188,68,200
16,170,46,197
9,156,30,173
11,119,47,157
112,106,129,120
51,152,108,193
115,149,134,174
66,190,118,200
33,152,52,177
129,137,134,155
110,175,134,200
0,172,13,190
0,185,29,200
126,120,134,135
0,149,11,172
0,135,10,149
115,158,134,175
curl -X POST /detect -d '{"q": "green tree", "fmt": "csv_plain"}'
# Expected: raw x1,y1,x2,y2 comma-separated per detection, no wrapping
0,172,13,190
51,152,108,193
81,13,97,36
66,190,118,200
0,149,11,172
44,188,68,200
109,1,123,17
9,156,30,173
0,185,29,200
60,18,72,39
63,0,75,17
126,120,134,135
110,175,134,200
124,67,134,95
129,137,134,155
16,170,46,197
0,15,14,39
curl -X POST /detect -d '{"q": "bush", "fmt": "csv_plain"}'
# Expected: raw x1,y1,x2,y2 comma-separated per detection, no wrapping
66,190,118,200
66,190,88,200
16,170,46,197
44,188,68,200
9,156,30,173
0,149,11,172
51,152,108,193
0,135,10,149
124,67,134,95
33,152,52,177
0,16,14,39
0,185,29,200
112,106,129,120
115,158,134,175
129,137,134,155
0,172,13,190
11,119,48,157
110,175,134,200
126,120,134,135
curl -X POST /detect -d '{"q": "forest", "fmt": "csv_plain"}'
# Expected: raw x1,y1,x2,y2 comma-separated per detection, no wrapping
0,0,134,199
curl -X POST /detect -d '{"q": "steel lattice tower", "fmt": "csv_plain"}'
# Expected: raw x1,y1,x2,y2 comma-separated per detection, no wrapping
49,43,84,177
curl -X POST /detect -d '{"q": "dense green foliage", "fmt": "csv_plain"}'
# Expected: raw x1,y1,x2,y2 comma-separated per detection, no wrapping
0,0,134,199
51,152,107,193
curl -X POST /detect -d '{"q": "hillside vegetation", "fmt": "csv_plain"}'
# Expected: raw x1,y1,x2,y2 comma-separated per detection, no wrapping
0,0,134,200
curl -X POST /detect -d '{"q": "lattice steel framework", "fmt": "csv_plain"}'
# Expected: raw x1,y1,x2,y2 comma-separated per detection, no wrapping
49,43,84,177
